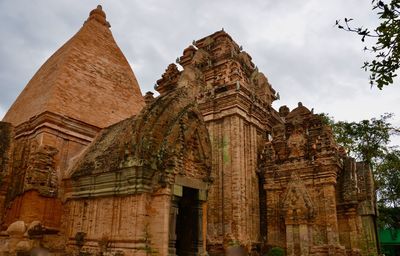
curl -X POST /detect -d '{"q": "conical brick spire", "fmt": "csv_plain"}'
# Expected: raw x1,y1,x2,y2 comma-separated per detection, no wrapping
3,5,145,128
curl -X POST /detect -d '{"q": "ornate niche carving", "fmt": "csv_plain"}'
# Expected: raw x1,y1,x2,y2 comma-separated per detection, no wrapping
272,124,287,161
281,173,314,224
24,141,59,197
260,141,275,164
228,62,242,82
287,126,307,159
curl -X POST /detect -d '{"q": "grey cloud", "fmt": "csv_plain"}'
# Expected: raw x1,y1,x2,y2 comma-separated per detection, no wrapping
0,0,399,131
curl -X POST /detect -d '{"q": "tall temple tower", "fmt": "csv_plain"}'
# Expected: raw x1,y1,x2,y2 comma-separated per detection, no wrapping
0,5,144,230
157,30,282,254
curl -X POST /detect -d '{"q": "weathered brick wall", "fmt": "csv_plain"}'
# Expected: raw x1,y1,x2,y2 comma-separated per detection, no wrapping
63,192,170,256
336,158,378,255
2,113,98,229
0,122,14,223
3,190,62,229
0,122,13,177
206,116,263,252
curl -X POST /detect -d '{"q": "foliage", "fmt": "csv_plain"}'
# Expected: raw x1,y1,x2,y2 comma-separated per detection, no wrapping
319,113,400,229
336,0,400,89
375,149,400,207
377,204,400,229
317,113,335,126
266,247,285,256
330,113,399,166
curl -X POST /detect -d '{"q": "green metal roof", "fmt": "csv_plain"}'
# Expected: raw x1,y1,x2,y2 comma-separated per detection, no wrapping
380,229,400,244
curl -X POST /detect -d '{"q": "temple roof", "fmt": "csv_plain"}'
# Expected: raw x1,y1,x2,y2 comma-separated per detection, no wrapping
70,86,211,179
3,5,145,128
286,102,312,120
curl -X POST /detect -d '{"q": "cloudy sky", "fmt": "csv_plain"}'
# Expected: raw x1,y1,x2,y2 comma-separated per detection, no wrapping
1,0,399,143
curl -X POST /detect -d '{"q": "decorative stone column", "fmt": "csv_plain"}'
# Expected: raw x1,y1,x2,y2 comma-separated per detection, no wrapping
299,224,309,255
168,195,180,256
195,199,205,255
286,225,294,256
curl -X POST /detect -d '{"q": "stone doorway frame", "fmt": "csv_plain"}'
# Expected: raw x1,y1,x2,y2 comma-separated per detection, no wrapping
168,176,208,256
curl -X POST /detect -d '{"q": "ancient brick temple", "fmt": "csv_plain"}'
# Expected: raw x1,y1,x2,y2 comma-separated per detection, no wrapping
0,6,378,256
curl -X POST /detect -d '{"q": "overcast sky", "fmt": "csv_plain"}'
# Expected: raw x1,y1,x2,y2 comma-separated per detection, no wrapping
1,0,399,144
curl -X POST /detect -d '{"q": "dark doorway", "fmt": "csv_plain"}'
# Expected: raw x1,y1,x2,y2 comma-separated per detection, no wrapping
175,187,199,256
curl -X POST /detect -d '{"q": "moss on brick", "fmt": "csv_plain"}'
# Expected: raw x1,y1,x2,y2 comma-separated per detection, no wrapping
0,122,12,183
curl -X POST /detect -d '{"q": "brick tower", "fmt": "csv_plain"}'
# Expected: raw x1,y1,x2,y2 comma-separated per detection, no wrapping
0,5,144,231
166,30,282,254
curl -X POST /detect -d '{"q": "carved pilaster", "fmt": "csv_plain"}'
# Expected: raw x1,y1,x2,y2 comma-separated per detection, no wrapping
169,195,180,256
195,200,204,255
